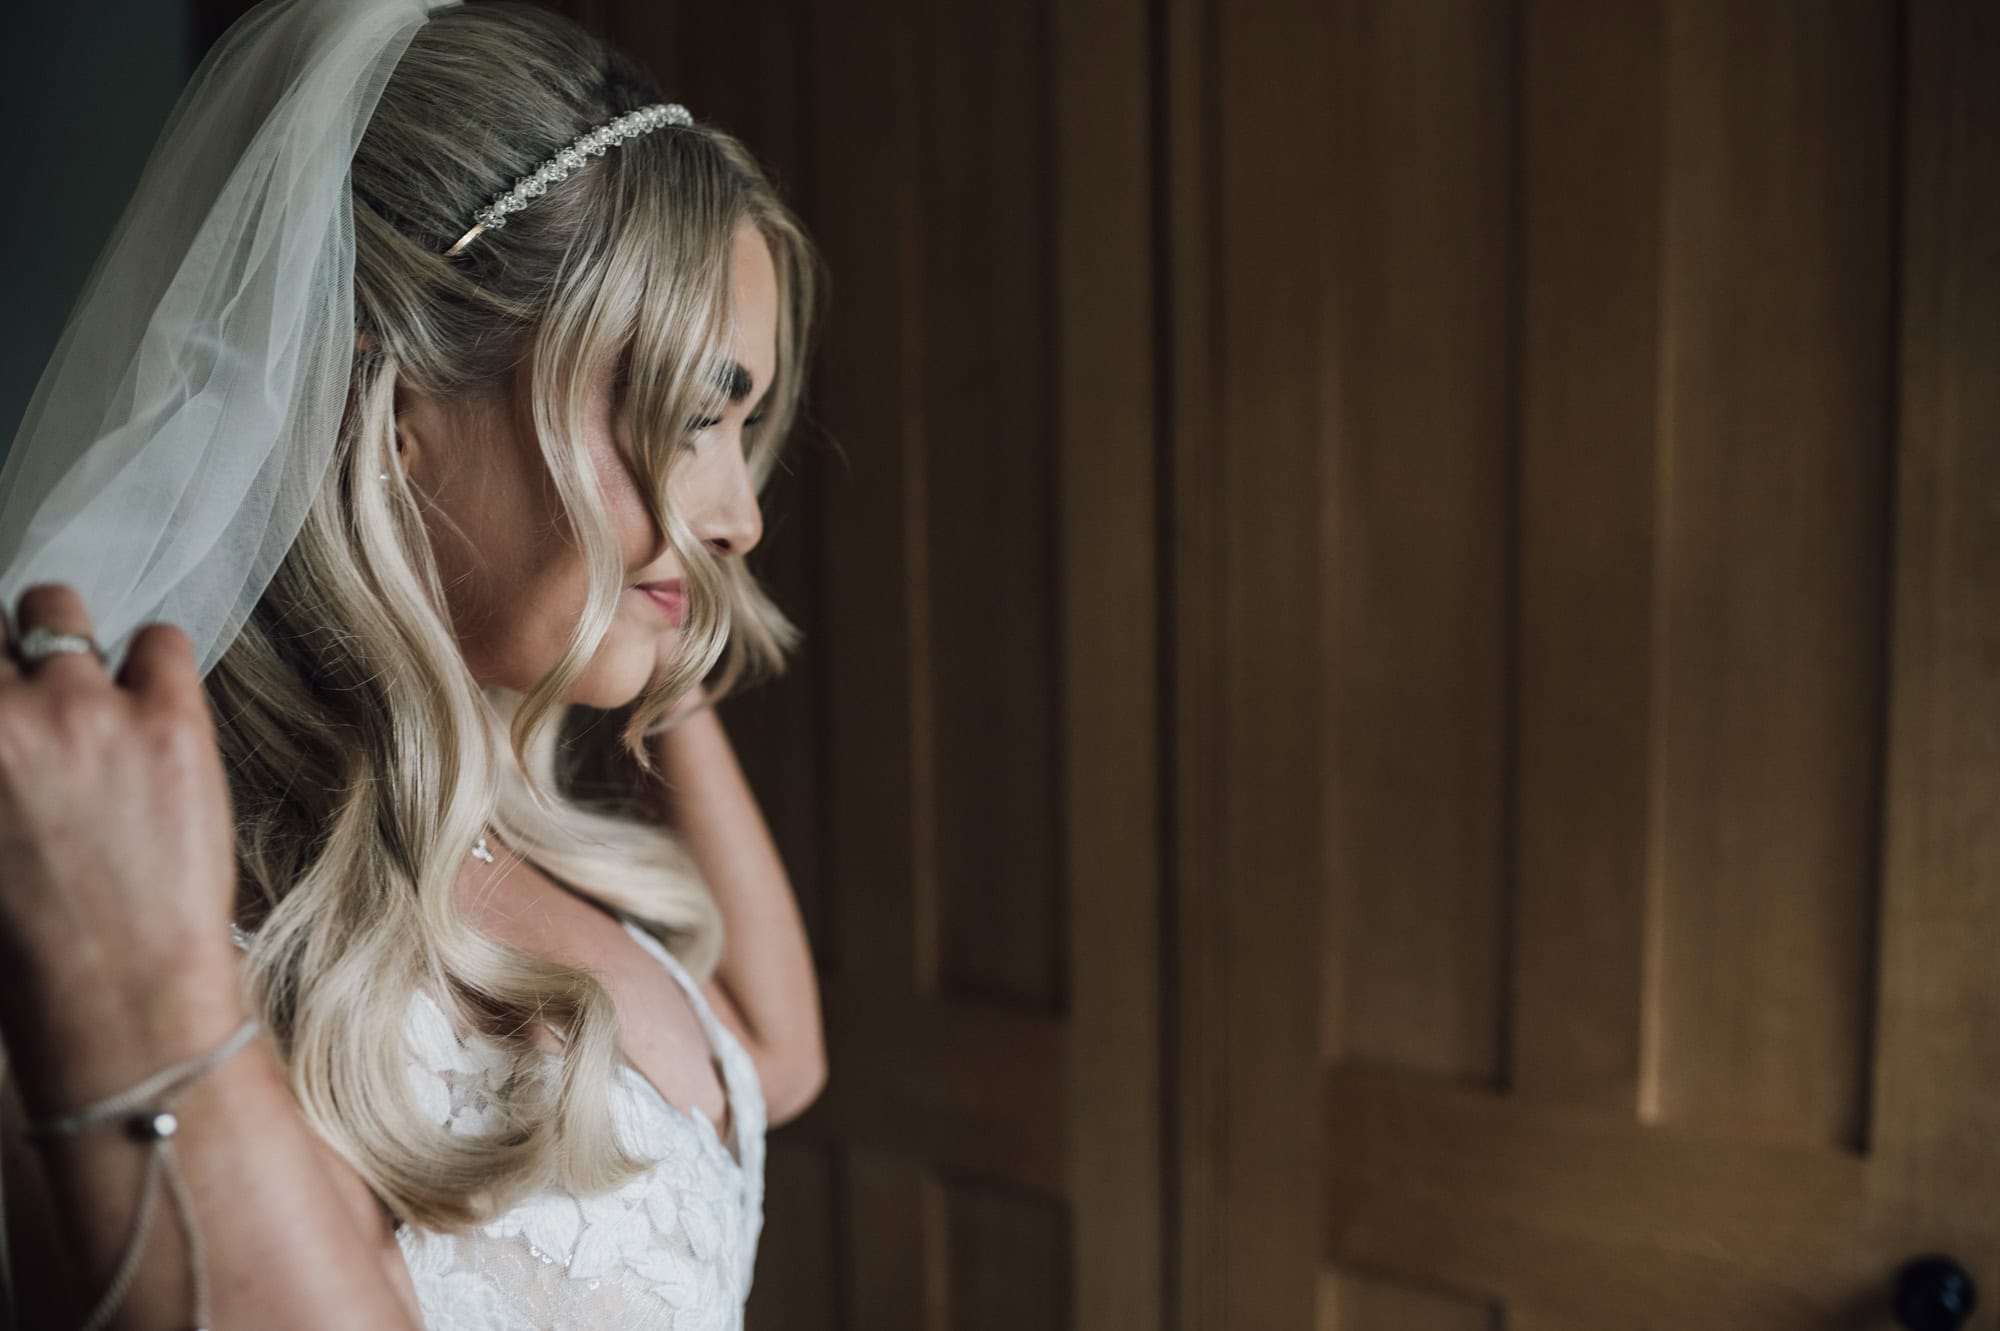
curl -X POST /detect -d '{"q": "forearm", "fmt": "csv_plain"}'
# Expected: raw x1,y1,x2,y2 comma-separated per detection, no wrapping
3,973,417,1330
652,692,824,1116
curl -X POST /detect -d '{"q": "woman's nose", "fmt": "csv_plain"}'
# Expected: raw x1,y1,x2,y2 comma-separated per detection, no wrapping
695,438,763,558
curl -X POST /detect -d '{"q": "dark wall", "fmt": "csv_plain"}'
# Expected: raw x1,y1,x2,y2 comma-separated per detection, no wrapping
1,6,195,464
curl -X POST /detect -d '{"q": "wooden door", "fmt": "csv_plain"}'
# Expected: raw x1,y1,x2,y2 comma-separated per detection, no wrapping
1171,1,2000,1327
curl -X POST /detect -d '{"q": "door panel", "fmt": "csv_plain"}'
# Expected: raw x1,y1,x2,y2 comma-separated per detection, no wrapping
1183,1,2000,1327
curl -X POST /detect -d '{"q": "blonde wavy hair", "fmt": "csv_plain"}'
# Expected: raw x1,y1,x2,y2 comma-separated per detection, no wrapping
202,1,821,1231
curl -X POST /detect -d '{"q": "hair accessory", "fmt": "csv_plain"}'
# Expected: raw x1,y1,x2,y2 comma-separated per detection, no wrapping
443,101,693,258
22,1015,262,1331
15,626,104,666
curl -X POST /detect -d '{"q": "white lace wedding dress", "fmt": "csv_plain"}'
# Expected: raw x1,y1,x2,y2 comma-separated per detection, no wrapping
392,916,766,1330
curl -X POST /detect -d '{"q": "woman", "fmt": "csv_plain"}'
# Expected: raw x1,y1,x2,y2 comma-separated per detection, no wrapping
0,0,825,1326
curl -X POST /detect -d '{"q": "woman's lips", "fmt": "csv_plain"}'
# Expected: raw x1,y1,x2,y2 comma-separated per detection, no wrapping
635,581,686,627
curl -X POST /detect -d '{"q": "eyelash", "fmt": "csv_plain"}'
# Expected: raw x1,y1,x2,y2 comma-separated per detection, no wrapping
612,365,767,437
674,412,765,458
686,409,768,434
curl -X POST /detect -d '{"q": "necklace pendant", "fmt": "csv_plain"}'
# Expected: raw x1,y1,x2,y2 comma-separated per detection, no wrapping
471,833,495,864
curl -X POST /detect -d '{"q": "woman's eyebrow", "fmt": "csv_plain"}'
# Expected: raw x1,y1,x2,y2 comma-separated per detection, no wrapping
711,360,756,402
708,358,774,415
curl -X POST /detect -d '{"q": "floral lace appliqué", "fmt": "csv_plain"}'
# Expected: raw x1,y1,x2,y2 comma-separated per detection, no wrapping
395,922,765,1330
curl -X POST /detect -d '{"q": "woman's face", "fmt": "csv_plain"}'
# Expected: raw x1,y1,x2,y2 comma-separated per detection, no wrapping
397,218,778,707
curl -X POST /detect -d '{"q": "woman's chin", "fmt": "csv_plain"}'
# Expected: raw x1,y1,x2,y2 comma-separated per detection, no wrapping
561,630,667,710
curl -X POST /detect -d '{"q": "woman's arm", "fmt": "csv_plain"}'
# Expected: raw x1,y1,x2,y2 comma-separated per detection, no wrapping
651,687,826,1125
3,974,423,1330
0,585,422,1329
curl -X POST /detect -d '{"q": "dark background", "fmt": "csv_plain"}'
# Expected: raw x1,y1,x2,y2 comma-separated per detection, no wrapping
0,7,194,463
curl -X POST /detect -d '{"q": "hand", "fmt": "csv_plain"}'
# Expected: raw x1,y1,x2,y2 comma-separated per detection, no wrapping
0,584,241,1047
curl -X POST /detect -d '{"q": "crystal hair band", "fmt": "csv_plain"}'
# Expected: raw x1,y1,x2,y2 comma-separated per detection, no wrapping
442,101,693,257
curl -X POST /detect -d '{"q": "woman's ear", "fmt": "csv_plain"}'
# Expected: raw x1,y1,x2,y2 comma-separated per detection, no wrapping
390,380,430,482
391,406,419,479
390,373,438,471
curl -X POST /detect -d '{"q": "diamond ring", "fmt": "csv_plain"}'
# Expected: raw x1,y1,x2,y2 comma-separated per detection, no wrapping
16,626,104,666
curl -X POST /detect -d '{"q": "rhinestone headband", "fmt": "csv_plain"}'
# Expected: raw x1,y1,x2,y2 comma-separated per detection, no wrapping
442,101,693,258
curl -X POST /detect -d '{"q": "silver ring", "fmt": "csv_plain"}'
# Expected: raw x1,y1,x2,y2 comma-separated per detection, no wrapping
16,626,104,665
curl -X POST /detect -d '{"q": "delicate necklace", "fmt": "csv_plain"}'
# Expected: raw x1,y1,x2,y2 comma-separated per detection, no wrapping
471,829,495,864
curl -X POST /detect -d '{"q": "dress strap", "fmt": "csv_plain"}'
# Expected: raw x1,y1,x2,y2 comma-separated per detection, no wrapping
620,919,710,1025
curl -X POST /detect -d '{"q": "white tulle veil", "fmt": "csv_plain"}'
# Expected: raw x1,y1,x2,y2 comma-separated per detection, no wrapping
0,0,456,675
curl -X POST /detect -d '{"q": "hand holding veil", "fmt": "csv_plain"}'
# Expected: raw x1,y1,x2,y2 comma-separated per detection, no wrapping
0,3,450,1318
0,0,456,676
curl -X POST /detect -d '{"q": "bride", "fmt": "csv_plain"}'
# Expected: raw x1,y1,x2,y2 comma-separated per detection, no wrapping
0,0,825,1326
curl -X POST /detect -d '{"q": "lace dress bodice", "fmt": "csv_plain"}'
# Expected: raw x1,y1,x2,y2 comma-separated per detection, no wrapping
395,918,766,1331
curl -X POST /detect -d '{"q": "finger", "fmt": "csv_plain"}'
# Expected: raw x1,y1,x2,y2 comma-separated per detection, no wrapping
13,583,108,686
116,622,202,710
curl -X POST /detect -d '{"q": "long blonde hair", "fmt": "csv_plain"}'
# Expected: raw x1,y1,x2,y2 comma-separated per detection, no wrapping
203,1,821,1229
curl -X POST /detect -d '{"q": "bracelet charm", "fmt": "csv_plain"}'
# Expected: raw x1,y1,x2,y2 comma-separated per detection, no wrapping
127,1110,179,1142
22,1015,259,1331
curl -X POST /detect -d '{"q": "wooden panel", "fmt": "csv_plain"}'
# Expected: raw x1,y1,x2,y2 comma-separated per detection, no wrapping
809,0,930,993
1323,1064,1877,1326
1319,1269,1499,1331
843,1150,945,1331
1208,0,1339,1325
1051,0,1167,1324
745,1138,839,1330
1646,0,1897,1151
916,0,1067,1018
1869,0,2000,1251
947,1180,1073,1331
1511,0,1663,1116
1320,0,1515,1085
789,980,1066,1194
1163,0,1228,1319
607,0,811,192
1504,1312,1602,1331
